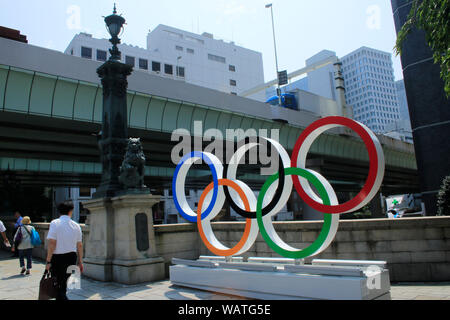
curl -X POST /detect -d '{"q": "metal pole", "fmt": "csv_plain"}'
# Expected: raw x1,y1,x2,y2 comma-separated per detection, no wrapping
267,4,282,106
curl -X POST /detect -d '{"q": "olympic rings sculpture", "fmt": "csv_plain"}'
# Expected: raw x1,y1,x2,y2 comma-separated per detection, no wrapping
172,116,385,259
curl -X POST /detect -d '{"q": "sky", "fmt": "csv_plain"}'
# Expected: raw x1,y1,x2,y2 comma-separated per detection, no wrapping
0,0,404,82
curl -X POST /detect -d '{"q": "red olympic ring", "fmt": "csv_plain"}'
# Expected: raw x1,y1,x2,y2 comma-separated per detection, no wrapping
291,116,383,214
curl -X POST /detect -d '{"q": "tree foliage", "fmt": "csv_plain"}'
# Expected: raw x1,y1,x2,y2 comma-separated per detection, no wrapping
394,0,450,96
437,175,450,216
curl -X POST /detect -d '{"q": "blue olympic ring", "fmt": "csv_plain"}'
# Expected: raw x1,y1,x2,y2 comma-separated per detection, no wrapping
172,151,219,223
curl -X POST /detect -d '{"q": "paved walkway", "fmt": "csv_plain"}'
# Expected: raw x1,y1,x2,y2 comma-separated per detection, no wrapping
1,250,449,300
0,250,242,300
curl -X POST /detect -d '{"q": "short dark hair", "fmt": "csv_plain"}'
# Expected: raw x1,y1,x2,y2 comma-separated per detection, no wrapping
57,201,74,215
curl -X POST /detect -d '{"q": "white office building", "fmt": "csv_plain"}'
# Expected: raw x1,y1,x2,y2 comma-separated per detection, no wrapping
305,50,339,100
265,47,404,138
340,47,401,134
65,24,265,101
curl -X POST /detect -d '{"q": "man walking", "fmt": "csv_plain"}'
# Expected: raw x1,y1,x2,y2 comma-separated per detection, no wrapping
12,211,23,257
45,201,83,300
14,211,23,229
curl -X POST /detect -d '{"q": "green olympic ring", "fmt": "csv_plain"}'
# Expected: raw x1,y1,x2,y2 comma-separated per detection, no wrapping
256,167,334,259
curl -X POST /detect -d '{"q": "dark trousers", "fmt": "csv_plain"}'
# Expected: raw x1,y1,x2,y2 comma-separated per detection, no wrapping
51,252,77,300
12,228,19,256
18,248,32,269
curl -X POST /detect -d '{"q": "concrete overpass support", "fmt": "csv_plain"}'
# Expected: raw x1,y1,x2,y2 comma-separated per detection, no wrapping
296,161,326,221
391,0,450,214
302,203,325,221
369,192,384,218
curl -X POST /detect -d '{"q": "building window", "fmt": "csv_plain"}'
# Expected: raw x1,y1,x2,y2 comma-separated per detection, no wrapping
229,65,236,72
70,48,74,55
187,48,194,54
152,61,161,72
208,53,226,64
139,58,148,70
165,64,173,75
81,46,92,59
125,56,135,67
176,66,185,78
230,79,237,86
79,187,91,197
231,92,237,95
175,45,183,51
96,49,107,61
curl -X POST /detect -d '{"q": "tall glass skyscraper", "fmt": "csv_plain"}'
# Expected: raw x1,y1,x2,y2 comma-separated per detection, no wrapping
341,47,401,133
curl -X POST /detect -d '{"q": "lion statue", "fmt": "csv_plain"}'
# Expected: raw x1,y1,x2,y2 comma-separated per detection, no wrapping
119,138,147,189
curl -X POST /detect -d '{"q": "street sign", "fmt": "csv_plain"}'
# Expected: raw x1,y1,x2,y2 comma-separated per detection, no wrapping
278,70,288,86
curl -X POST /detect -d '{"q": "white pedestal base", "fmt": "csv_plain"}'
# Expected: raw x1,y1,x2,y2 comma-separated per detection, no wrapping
170,259,391,300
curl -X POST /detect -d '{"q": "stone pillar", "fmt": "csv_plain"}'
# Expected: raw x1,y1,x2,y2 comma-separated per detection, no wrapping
81,197,114,282
83,194,165,284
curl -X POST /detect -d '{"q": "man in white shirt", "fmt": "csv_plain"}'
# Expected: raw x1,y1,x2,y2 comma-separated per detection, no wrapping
0,220,11,247
46,201,83,300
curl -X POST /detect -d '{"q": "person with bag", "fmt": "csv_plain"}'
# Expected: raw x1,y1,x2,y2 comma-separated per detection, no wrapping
39,269,58,300
45,201,83,300
11,211,23,257
12,216,35,275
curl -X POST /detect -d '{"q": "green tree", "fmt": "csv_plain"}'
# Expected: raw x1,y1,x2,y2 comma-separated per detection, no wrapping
394,0,450,96
437,175,450,215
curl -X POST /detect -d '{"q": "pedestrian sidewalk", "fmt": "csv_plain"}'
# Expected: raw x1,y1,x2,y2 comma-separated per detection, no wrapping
0,250,245,300
1,250,449,300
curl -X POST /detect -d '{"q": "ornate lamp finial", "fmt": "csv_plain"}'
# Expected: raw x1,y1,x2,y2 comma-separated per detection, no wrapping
104,4,126,61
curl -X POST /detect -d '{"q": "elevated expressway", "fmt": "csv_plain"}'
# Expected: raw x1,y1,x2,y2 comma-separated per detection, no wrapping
0,37,419,196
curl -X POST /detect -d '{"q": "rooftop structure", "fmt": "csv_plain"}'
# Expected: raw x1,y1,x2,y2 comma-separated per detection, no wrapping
65,25,265,101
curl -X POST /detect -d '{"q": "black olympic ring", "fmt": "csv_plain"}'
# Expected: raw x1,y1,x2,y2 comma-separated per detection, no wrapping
223,137,286,219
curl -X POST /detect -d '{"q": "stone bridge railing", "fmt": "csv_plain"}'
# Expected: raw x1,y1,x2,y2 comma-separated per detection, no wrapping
2,216,449,282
